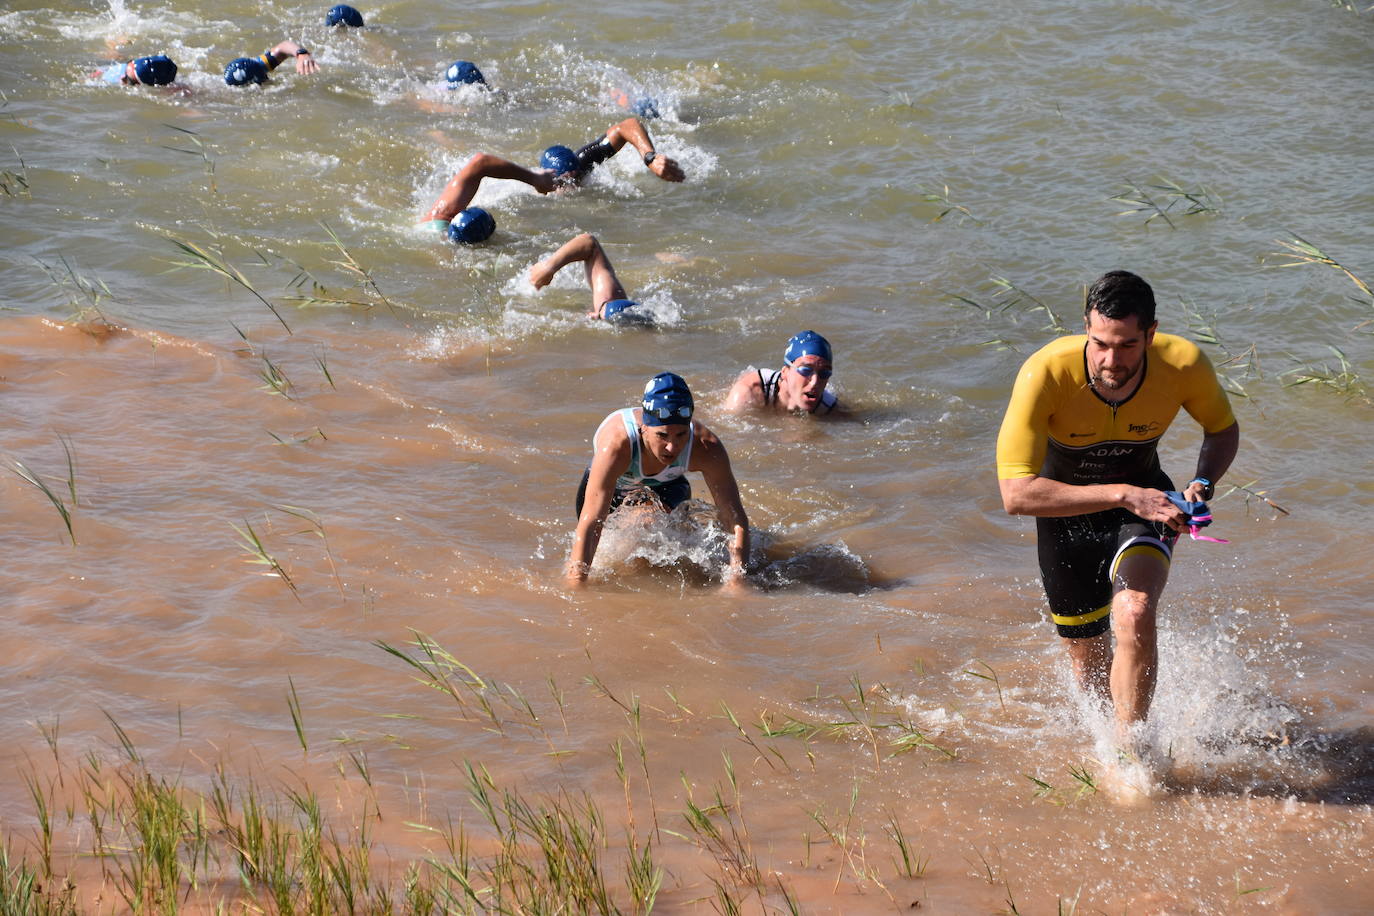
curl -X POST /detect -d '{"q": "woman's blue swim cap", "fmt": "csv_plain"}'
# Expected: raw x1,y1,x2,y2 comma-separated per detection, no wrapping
784,330,833,365
133,55,177,86
224,57,269,87
448,207,495,244
633,97,660,120
326,4,365,27
641,372,694,425
540,145,580,177
445,61,486,87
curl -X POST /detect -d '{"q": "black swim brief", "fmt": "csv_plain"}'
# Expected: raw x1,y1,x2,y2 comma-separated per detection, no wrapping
575,468,691,518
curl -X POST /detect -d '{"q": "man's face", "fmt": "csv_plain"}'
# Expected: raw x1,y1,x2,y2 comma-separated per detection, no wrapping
783,355,833,411
642,422,691,464
1084,310,1155,392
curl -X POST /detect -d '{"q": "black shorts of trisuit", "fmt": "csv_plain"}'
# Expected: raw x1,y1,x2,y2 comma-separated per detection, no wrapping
575,467,691,518
1036,508,1179,639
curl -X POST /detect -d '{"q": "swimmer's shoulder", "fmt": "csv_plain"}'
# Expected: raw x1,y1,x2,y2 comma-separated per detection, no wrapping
723,366,765,412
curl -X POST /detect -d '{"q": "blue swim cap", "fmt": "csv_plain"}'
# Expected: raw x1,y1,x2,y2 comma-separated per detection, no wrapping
448,207,495,244
540,145,580,177
602,299,640,322
133,55,177,86
784,330,833,366
445,60,486,88
641,372,693,425
326,4,365,27
224,57,269,87
633,97,660,120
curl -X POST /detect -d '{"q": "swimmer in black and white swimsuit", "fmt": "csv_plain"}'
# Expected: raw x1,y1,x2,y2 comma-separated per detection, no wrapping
567,373,750,591
725,330,839,416
419,116,684,232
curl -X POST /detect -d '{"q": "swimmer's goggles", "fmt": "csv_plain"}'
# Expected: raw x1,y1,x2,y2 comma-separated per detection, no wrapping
644,405,693,420
1165,491,1230,543
790,365,832,380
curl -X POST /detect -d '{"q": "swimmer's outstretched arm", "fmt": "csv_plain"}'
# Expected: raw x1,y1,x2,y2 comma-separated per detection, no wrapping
422,153,557,223
566,423,633,588
263,39,318,75
603,117,684,182
692,434,751,588
530,233,629,318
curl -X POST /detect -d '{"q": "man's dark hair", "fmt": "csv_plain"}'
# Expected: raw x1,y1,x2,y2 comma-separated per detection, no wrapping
1084,270,1155,328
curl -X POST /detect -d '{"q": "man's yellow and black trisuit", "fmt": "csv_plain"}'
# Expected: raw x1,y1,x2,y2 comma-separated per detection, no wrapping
996,332,1235,638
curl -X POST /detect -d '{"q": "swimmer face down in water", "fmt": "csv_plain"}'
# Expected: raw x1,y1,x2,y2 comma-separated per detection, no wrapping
725,330,840,416
529,232,647,322
419,117,684,228
567,373,750,591
92,55,178,86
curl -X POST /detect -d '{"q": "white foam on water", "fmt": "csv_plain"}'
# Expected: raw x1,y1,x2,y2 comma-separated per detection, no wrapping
591,498,734,584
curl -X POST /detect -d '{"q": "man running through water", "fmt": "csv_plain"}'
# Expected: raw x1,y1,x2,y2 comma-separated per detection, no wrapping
995,270,1239,740
725,330,839,416
419,116,684,234
529,232,647,322
568,373,750,590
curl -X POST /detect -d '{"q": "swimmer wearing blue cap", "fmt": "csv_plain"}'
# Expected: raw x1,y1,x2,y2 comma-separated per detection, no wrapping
568,373,750,590
443,60,487,88
529,232,646,322
419,117,683,229
92,54,178,87
725,330,840,416
325,4,365,27
224,39,318,86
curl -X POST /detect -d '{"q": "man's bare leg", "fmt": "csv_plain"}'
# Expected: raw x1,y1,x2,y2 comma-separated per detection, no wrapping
1108,552,1170,732
1063,631,1113,710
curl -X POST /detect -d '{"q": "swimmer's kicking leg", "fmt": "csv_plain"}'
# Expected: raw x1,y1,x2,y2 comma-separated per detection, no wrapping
530,233,628,319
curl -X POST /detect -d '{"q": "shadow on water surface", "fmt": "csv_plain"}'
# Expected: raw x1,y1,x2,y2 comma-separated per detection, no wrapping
1163,719,1374,806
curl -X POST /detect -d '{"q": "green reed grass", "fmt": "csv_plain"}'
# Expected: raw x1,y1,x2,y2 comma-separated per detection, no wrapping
165,235,292,335
964,659,1007,714
1280,346,1368,403
1180,297,1264,400
917,184,981,224
1,148,30,198
286,677,309,753
34,254,117,325
1110,177,1221,228
1224,480,1289,518
255,349,293,397
230,517,299,600
883,810,928,879
949,275,1068,335
160,123,217,195
267,427,329,446
1267,233,1372,303
5,453,77,546
314,347,336,389
274,504,345,597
